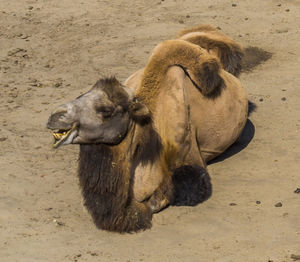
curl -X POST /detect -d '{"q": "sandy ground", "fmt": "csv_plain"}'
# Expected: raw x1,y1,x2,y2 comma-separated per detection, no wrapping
0,0,299,261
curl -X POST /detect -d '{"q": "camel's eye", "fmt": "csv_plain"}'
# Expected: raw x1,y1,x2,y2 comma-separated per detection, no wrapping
95,105,114,118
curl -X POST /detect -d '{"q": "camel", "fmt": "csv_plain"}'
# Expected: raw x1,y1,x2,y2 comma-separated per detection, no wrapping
47,25,248,233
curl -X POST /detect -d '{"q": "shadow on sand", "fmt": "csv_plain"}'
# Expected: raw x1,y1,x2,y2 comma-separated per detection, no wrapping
209,119,255,165
170,119,255,208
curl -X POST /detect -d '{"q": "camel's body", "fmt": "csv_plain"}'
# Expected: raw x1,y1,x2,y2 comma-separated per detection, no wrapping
47,25,248,232
125,66,247,203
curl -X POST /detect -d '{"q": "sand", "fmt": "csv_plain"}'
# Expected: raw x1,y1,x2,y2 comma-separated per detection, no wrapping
0,0,299,261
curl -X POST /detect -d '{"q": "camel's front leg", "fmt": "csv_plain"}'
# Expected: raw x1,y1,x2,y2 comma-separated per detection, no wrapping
147,164,212,212
133,146,211,213
133,161,174,213
147,170,174,213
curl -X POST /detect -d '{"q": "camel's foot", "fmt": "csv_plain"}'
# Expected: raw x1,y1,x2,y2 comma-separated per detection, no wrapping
147,177,174,213
148,194,169,213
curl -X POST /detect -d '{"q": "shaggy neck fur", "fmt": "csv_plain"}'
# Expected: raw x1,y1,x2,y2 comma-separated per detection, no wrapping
136,39,224,112
78,120,162,233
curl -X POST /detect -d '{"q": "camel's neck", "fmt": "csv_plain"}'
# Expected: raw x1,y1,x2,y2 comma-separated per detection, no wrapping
78,121,162,232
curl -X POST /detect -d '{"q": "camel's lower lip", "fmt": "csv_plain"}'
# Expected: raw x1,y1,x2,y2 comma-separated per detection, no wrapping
52,124,77,148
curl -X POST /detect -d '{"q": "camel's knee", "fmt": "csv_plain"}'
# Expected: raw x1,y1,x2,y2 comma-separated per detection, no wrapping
172,165,212,206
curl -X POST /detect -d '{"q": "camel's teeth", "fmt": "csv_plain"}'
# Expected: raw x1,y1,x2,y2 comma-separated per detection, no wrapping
53,132,63,139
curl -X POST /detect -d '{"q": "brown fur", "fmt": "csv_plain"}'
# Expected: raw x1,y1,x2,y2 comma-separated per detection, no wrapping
93,77,130,107
136,39,224,112
78,119,162,233
133,45,219,209
94,77,152,124
177,25,244,76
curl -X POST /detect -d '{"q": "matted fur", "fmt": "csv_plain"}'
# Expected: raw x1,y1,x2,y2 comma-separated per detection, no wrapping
93,77,130,107
178,25,244,76
172,165,212,206
136,39,224,112
78,120,162,233
94,77,152,123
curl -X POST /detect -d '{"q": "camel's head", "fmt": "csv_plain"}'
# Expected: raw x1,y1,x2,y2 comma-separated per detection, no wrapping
47,77,150,148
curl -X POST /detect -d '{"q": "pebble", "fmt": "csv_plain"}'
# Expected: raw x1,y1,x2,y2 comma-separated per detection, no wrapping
53,219,65,226
21,34,30,40
281,97,286,101
87,251,99,256
294,188,300,194
232,3,237,7
229,203,237,206
274,202,282,207
291,254,300,260
276,28,289,34
259,98,264,102
256,201,261,204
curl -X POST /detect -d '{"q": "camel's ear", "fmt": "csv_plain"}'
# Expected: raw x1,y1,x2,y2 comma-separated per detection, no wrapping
128,100,151,124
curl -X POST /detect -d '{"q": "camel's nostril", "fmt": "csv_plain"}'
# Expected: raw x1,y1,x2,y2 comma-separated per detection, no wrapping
47,102,78,130
50,111,67,123
46,107,71,129
53,108,68,116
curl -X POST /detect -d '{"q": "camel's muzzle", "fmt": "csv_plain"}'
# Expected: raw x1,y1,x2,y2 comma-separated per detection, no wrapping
51,123,78,148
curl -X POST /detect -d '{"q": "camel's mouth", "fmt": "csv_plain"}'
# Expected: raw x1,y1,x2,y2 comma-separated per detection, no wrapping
52,124,78,148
